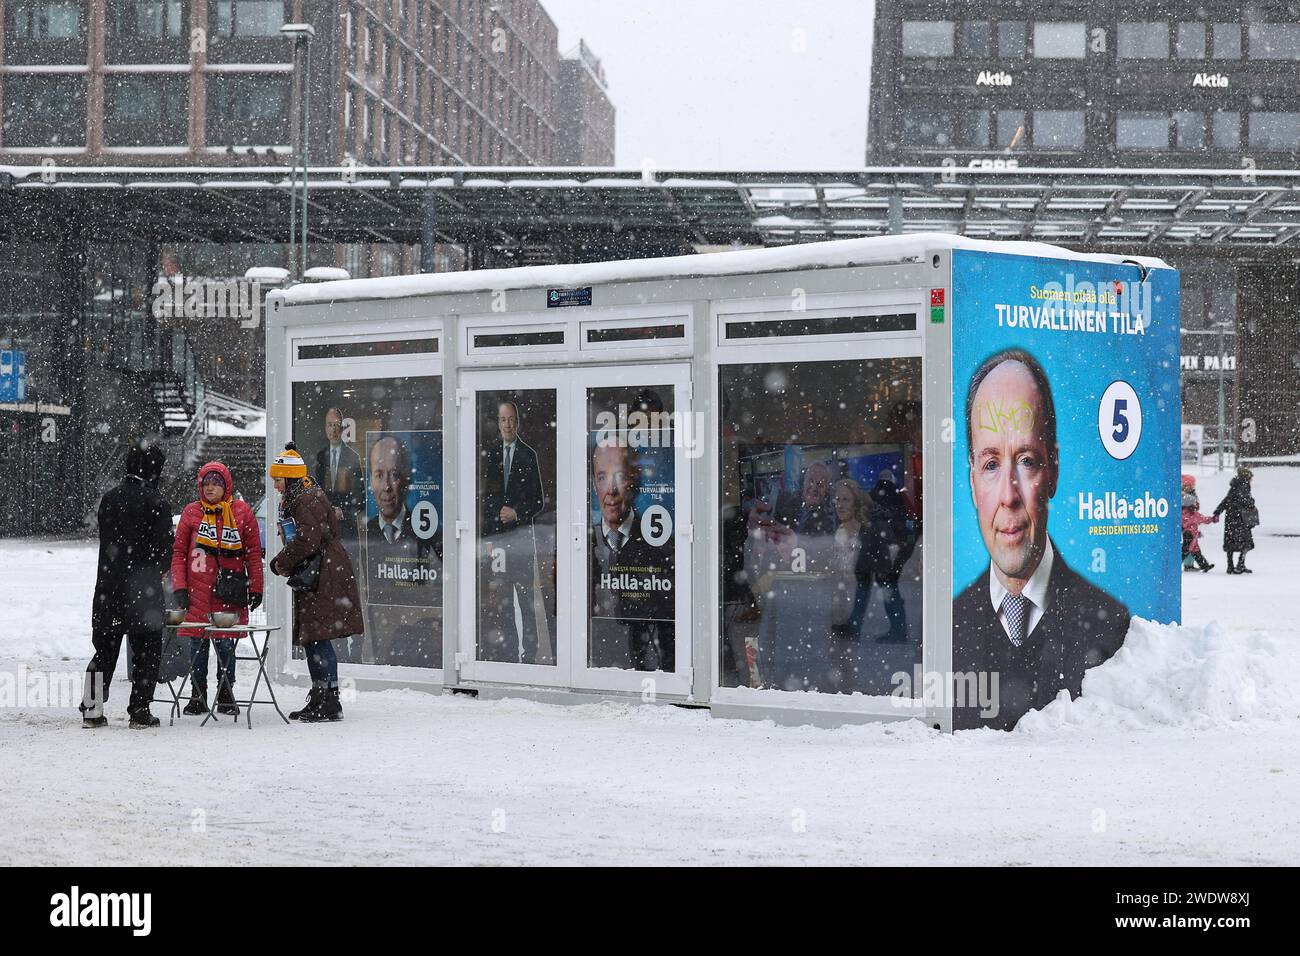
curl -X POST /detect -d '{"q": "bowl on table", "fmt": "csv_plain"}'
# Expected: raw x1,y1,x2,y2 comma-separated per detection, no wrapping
164,609,189,627
209,611,240,629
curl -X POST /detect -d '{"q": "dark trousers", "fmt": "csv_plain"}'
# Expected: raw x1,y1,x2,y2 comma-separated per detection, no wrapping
880,579,908,639
485,532,539,663
306,639,339,687
81,625,160,718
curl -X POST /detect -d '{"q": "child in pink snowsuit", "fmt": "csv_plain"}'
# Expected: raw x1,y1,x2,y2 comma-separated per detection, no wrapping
1181,491,1217,572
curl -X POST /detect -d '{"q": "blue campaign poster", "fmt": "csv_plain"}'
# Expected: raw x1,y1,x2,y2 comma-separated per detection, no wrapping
588,432,675,528
364,429,444,528
949,248,1181,729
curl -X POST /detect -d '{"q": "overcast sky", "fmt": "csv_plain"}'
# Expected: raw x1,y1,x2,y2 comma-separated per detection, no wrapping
542,0,875,170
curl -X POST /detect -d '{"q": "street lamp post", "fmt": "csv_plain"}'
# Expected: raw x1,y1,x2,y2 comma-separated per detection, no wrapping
281,23,315,280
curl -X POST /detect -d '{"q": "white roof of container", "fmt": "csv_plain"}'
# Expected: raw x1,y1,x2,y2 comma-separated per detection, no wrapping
274,233,1173,307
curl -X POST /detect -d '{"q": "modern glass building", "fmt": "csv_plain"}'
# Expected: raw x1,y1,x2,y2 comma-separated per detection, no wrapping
868,0,1300,456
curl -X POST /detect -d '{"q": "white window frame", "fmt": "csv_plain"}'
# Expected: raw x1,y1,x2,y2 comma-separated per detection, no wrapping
706,295,929,719
712,289,924,356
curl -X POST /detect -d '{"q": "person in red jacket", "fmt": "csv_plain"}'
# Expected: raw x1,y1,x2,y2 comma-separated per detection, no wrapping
171,461,263,717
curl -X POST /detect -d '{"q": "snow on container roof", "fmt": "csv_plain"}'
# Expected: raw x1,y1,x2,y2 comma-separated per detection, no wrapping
274,233,1173,308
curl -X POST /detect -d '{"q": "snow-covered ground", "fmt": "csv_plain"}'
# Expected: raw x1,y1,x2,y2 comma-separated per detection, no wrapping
1,465,1297,866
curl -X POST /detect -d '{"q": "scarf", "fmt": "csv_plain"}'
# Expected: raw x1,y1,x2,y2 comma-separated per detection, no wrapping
197,500,243,552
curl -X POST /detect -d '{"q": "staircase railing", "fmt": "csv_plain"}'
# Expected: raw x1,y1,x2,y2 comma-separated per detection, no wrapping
180,391,267,473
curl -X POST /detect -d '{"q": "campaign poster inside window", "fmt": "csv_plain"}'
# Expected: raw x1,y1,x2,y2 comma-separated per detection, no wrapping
950,250,1181,730
290,375,442,668
475,389,558,666
586,385,677,672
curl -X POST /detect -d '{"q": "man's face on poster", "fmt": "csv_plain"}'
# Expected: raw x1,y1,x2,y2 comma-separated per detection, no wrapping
370,437,410,523
802,463,829,508
324,409,343,446
498,403,519,444
593,444,637,528
968,360,1058,585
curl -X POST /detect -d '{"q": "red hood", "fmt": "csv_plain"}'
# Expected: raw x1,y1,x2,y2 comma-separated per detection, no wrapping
196,461,234,502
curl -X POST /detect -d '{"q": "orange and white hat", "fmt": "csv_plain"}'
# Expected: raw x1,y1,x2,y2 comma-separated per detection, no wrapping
269,442,308,479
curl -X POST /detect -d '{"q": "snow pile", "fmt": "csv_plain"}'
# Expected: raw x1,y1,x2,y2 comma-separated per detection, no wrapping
1018,617,1300,734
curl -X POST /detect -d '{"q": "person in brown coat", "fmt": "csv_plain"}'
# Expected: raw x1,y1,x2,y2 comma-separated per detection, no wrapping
268,443,364,722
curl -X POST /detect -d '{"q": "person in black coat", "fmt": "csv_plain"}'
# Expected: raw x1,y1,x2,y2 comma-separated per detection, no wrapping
773,461,836,537
1214,467,1258,574
480,400,546,663
80,443,174,729
866,471,920,643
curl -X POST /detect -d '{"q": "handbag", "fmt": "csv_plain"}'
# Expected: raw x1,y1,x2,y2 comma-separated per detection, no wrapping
286,552,323,592
214,566,250,607
1243,503,1260,528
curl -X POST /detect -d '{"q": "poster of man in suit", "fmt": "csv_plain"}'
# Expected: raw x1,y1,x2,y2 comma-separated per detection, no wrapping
314,407,365,534
951,250,1181,731
589,434,676,672
477,395,551,665
360,430,444,667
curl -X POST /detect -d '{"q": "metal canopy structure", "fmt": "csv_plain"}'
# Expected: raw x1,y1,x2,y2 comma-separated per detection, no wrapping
2,164,1300,251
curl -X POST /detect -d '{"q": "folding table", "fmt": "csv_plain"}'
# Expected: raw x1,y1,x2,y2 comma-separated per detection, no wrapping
200,624,289,728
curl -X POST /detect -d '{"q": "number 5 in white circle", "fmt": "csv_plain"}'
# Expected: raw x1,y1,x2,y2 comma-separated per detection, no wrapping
1098,381,1142,460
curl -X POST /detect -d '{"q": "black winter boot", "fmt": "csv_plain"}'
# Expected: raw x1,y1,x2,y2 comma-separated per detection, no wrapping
129,709,160,729
183,682,208,716
289,687,323,721
299,688,342,722
82,715,108,729
215,682,240,717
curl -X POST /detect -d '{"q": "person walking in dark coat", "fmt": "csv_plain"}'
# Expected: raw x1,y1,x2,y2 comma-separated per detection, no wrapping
80,442,173,729
1214,466,1259,574
866,470,919,643
268,443,365,722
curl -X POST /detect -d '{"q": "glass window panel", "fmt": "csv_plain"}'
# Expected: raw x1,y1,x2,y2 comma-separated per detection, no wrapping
996,109,1026,149
472,330,564,348
1181,282,1206,330
1033,22,1086,59
1174,110,1206,149
0,75,85,146
585,325,685,344
1032,110,1084,150
1249,112,1300,149
1212,110,1240,149
297,339,437,360
1175,22,1206,58
998,20,1027,58
724,314,915,339
290,376,444,668
1118,21,1170,58
901,20,954,57
1248,23,1300,59
719,359,924,696
959,20,992,58
10,0,83,39
900,110,956,148
1117,111,1170,149
108,1,184,38
1212,23,1241,59
587,385,677,672
214,0,284,37
961,109,991,148
476,390,557,665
